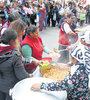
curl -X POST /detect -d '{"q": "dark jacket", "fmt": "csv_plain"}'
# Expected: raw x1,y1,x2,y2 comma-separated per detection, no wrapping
58,16,66,28
0,44,29,93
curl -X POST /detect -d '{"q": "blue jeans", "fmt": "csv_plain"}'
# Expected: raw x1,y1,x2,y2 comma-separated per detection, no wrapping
43,16,48,28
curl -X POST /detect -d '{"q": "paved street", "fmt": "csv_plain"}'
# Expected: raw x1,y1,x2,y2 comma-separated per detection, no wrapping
40,26,59,58
40,27,59,50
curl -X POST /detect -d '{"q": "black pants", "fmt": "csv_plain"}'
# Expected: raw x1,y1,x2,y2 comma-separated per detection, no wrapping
88,15,90,23
80,20,84,26
47,14,51,26
52,20,56,27
30,17,36,26
0,91,12,100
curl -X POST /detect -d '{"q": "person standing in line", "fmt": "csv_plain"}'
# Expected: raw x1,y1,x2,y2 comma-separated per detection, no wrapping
9,19,26,50
10,2,19,13
37,1,46,32
0,2,6,25
0,12,20,35
0,28,31,100
9,19,40,67
87,5,90,23
52,3,58,27
30,3,37,26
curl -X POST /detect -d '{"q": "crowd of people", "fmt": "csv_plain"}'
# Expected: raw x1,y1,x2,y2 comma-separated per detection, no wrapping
0,0,90,31
0,0,90,100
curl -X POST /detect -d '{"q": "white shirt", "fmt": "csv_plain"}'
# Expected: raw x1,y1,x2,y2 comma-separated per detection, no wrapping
71,64,79,76
63,23,72,34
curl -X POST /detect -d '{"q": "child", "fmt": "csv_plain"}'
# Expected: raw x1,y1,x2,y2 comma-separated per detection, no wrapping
31,46,90,100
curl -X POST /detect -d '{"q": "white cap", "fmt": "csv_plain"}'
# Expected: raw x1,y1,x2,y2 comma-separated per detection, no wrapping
80,31,90,45
70,45,90,73
70,46,83,63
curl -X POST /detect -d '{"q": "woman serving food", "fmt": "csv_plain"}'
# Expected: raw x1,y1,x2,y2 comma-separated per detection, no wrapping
21,25,59,74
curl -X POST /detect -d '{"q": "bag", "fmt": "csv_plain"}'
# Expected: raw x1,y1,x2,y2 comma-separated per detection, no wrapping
53,13,56,21
80,13,85,20
4,10,8,19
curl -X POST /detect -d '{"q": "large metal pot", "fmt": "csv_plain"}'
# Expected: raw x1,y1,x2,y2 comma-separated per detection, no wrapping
9,77,67,100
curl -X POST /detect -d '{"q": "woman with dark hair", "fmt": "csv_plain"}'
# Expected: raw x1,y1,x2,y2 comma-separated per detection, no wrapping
21,25,58,73
0,28,31,100
25,2,30,8
30,3,37,26
24,1,31,26
9,20,40,68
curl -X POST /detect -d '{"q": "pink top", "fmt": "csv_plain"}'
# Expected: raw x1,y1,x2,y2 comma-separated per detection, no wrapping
23,7,33,15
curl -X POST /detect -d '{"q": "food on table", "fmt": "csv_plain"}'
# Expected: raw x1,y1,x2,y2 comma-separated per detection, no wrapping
40,64,70,81
54,48,60,53
40,60,50,69
49,52,60,58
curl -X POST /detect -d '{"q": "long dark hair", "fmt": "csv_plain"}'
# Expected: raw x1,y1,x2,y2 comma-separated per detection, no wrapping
0,28,17,45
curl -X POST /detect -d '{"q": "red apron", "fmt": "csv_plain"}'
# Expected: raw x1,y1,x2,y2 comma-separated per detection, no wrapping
21,35,43,70
58,21,71,46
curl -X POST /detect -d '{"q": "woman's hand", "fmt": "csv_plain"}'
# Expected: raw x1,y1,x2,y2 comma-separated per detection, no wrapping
31,83,41,91
74,28,82,32
31,60,41,66
67,61,72,67
29,74,33,78
66,46,73,51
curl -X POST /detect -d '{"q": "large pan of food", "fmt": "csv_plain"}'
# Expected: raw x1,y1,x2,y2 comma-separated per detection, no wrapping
40,63,70,82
